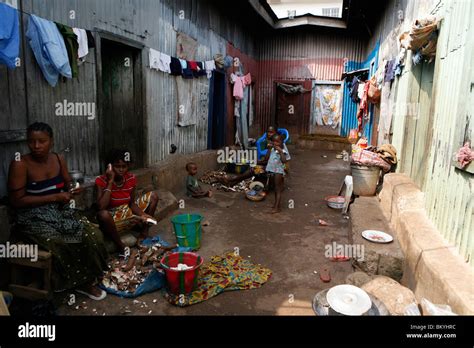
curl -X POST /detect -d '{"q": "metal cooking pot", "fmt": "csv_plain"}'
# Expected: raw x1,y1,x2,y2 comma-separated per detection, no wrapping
69,170,84,184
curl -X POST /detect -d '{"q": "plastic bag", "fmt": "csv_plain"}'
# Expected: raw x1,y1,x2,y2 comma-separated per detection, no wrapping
421,298,457,316
404,302,422,316
100,236,193,298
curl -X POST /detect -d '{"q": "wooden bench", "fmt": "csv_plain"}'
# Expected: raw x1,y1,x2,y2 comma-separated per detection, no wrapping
8,244,53,301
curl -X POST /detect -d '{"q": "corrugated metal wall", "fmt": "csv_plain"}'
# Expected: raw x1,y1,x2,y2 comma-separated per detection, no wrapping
372,0,473,266
0,0,257,196
255,30,366,134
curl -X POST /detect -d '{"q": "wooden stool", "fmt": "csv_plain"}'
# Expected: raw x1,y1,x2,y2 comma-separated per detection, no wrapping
8,244,53,301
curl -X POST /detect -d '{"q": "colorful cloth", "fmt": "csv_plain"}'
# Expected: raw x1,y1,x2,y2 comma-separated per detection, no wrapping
95,172,137,208
164,252,272,306
14,204,108,291
0,2,20,69
266,144,291,175
108,191,153,233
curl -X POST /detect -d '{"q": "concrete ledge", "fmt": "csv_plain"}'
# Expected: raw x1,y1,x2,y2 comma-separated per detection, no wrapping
297,136,351,152
350,196,404,282
147,150,218,194
379,173,474,314
379,173,415,221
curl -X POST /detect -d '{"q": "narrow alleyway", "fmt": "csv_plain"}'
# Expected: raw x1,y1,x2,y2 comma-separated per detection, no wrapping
58,147,352,315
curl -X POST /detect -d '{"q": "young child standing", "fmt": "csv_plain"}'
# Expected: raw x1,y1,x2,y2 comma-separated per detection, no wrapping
265,134,291,213
186,162,212,198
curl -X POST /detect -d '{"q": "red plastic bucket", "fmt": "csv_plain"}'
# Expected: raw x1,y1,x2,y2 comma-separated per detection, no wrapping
160,252,203,295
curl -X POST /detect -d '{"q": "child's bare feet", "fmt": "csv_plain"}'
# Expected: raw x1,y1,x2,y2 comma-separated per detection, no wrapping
269,207,281,214
207,190,213,198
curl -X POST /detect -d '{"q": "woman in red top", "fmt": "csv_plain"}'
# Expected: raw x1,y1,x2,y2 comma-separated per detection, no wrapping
95,149,158,251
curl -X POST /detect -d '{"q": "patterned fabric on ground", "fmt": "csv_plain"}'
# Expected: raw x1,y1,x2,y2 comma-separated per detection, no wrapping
109,191,153,233
164,252,272,306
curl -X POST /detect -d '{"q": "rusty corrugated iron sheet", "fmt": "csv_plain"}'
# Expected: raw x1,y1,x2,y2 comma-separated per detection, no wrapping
255,31,366,134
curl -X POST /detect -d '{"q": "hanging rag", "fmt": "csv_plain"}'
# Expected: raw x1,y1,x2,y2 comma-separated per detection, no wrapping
0,2,20,69
230,73,251,100
72,28,88,64
456,142,474,168
357,82,370,132
163,252,272,307
350,76,360,103
169,56,182,76
181,60,194,79
56,23,79,78
158,52,171,73
213,53,224,69
86,30,95,48
224,55,233,69
277,82,311,94
195,61,207,77
149,48,160,71
205,59,216,78
384,59,396,83
26,15,72,87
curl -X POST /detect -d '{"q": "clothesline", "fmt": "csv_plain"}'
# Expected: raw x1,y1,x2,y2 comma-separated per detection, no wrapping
1,2,221,84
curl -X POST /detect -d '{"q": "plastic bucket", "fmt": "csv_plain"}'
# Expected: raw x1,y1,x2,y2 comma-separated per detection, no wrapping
351,164,381,196
160,252,203,295
171,214,203,250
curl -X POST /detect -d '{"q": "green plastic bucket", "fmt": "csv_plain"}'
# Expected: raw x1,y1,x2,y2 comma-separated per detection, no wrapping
171,214,203,250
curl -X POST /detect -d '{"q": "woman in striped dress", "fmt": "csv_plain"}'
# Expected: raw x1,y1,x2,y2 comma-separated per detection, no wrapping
8,122,108,300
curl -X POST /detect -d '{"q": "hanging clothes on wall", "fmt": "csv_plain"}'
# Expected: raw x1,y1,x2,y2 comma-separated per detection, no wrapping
230,73,251,100
86,30,95,48
26,14,72,87
169,56,182,76
313,84,342,129
0,2,20,69
356,82,370,133
72,27,89,64
56,23,79,78
205,60,216,78
149,48,161,71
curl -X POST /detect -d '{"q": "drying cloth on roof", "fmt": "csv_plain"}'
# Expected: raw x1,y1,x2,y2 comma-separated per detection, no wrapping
0,2,20,69
56,23,79,78
163,252,272,307
277,82,312,94
26,15,72,86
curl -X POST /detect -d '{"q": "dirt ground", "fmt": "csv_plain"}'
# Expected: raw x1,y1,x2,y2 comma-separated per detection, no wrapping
58,147,353,316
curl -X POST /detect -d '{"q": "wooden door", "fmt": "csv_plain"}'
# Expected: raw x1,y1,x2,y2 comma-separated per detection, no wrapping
101,39,143,168
276,84,304,136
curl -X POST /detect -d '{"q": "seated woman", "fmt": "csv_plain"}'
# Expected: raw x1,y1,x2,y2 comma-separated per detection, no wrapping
95,149,158,251
8,122,108,300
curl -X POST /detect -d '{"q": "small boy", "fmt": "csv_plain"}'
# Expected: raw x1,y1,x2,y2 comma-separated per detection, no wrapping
265,134,291,213
186,162,212,198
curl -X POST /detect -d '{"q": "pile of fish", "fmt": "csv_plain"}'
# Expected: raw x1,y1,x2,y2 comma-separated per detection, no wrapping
199,170,227,185
101,243,177,293
199,170,254,193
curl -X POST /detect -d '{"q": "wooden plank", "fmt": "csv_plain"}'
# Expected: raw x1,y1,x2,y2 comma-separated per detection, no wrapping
8,284,50,301
0,292,10,316
0,130,27,144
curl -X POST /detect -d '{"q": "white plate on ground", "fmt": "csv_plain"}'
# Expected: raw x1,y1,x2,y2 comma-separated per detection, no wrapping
361,230,393,243
326,285,372,316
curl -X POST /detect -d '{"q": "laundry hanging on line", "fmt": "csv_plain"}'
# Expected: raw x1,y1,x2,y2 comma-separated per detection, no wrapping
0,2,20,69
